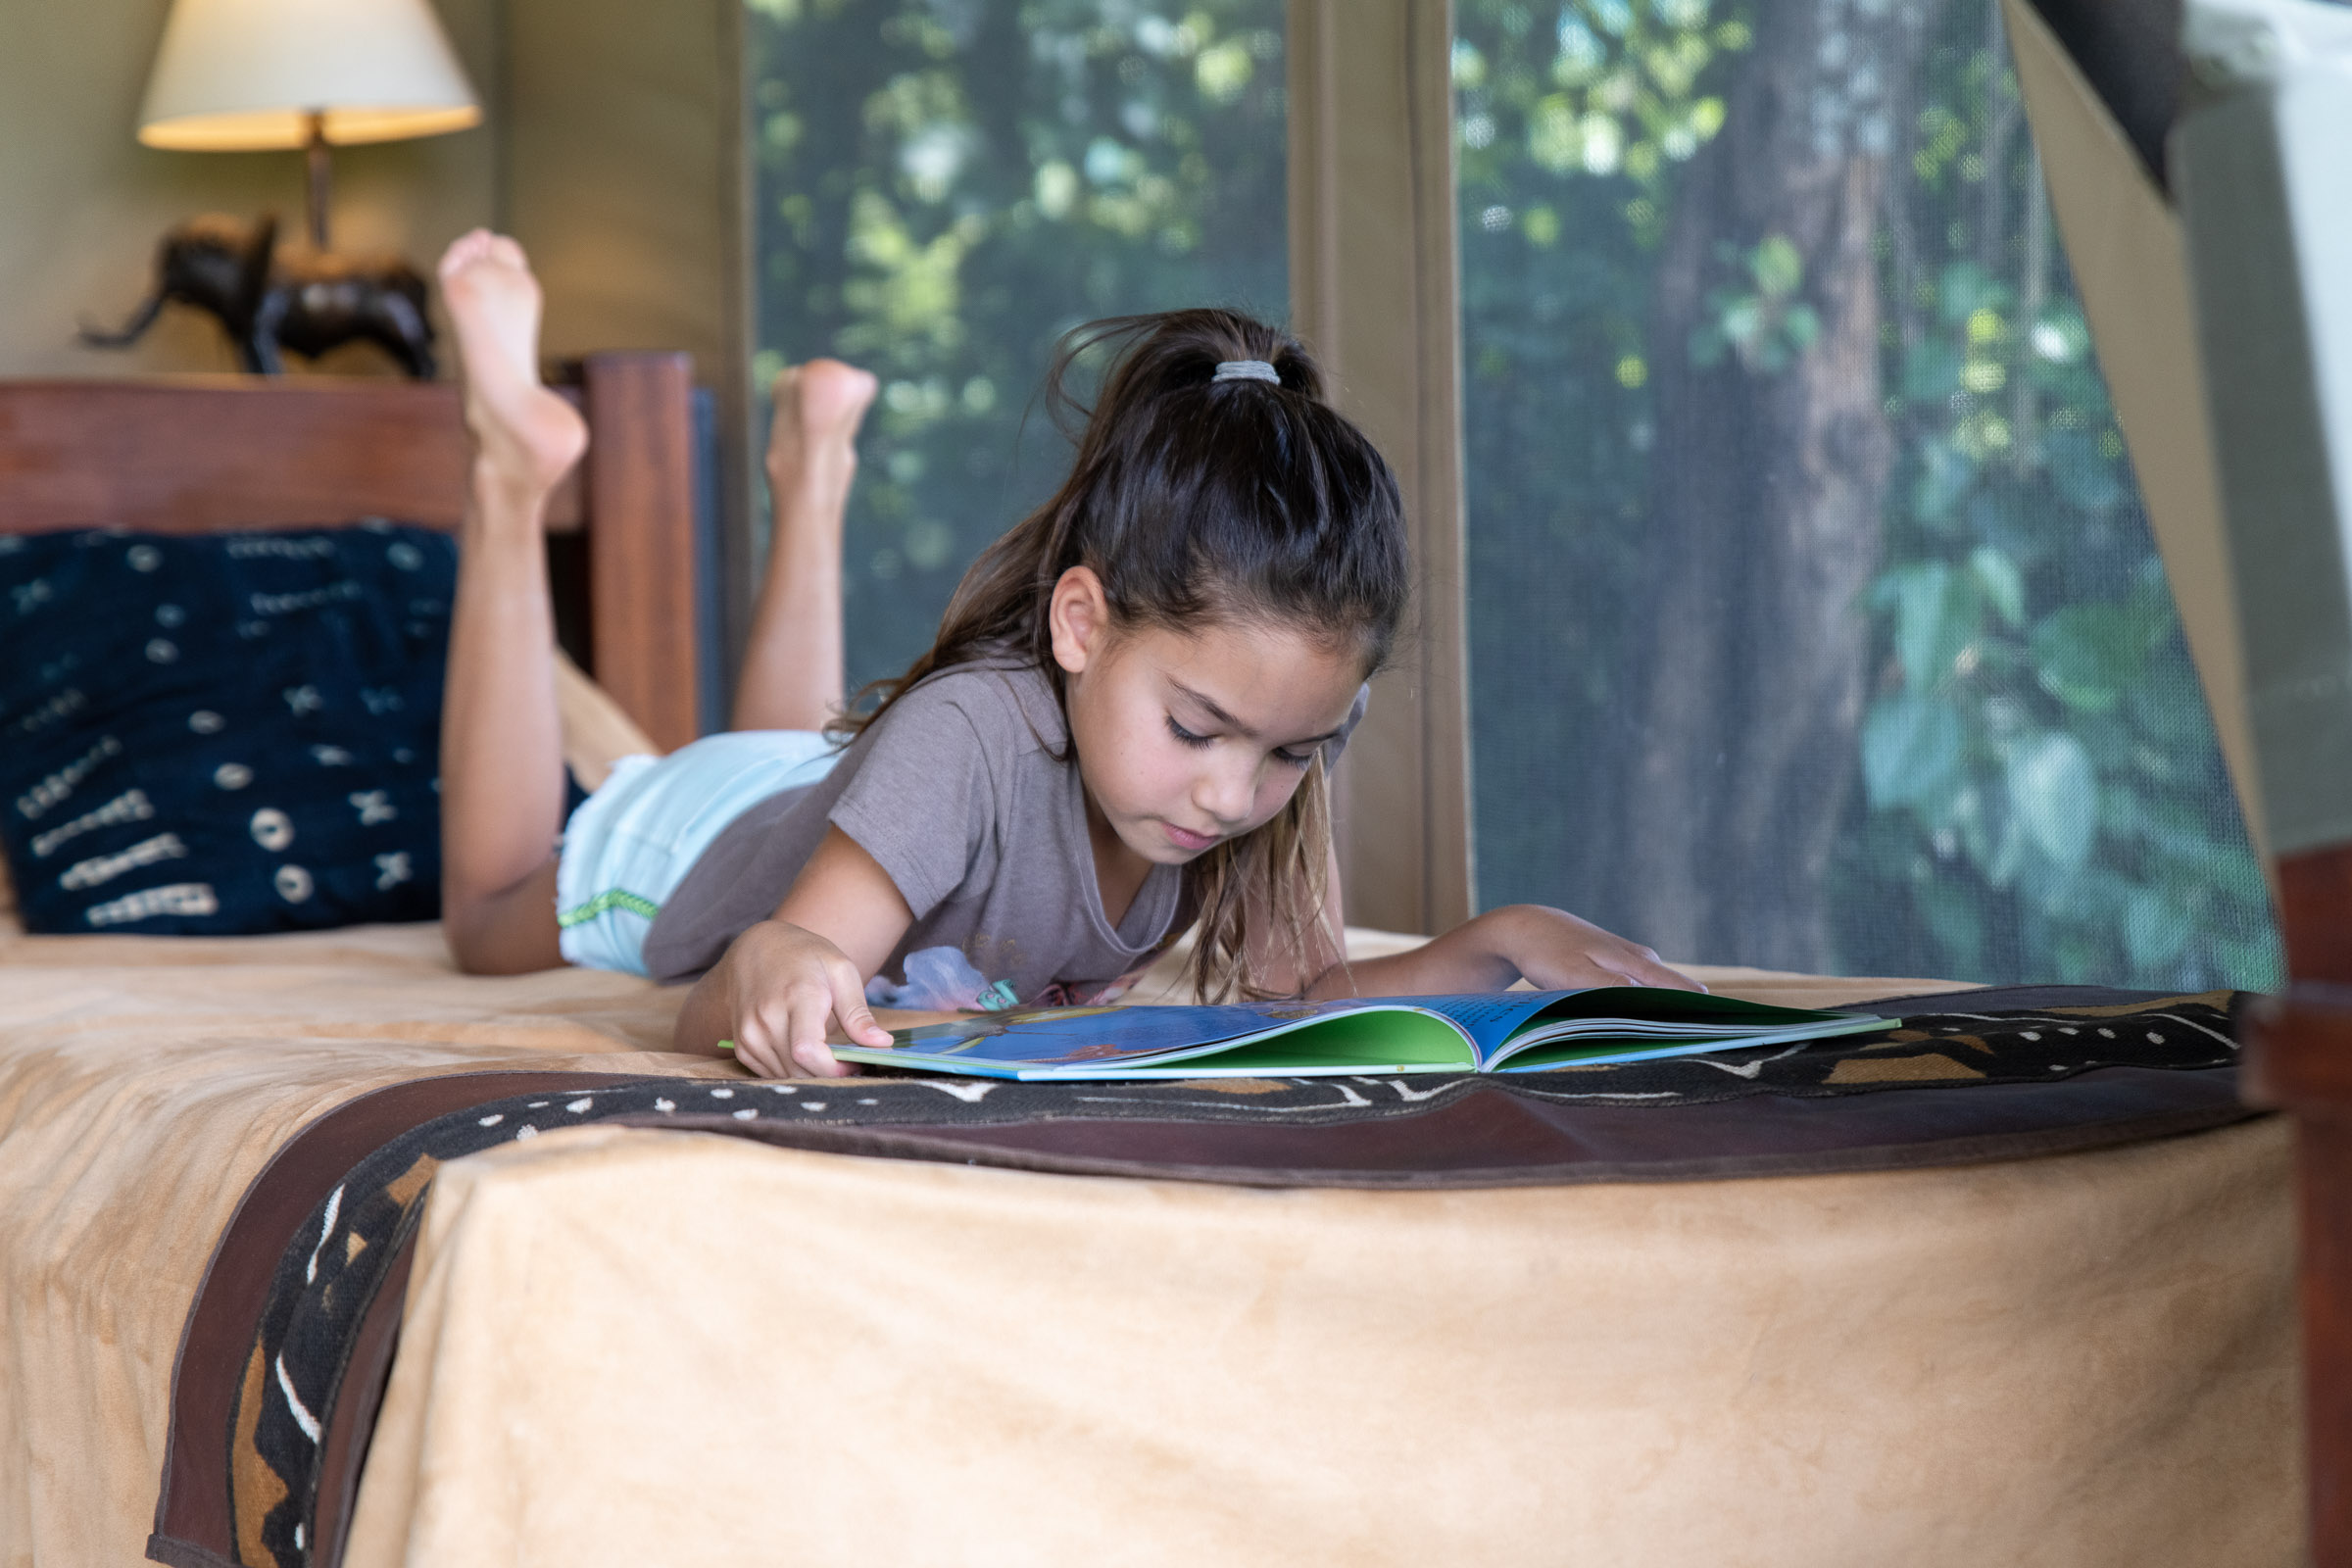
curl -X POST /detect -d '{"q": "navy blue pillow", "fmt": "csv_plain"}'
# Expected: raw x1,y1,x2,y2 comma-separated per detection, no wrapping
0,522,453,934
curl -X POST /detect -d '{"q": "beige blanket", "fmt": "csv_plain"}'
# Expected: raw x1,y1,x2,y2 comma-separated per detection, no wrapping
0,921,728,1566
0,916,2294,1566
353,1116,2297,1568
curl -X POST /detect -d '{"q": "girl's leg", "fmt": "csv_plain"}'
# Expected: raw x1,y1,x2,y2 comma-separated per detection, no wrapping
730,360,877,732
435,230,589,973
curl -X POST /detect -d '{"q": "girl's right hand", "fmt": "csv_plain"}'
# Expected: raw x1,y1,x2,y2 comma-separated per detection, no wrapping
705,918,894,1078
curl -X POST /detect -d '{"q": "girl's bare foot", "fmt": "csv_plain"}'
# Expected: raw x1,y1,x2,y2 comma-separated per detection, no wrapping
731,360,875,732
765,359,878,498
437,229,588,504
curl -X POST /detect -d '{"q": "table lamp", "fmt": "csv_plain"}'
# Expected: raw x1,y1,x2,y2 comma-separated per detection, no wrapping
136,0,481,253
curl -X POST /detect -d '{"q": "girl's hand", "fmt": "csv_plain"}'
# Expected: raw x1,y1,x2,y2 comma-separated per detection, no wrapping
671,826,913,1075
1488,904,1704,993
696,917,894,1078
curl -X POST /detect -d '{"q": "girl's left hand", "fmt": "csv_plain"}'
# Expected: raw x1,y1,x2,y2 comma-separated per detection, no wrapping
1485,904,1705,993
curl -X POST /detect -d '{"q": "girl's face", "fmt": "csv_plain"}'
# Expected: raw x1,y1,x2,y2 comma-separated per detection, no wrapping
1050,567,1366,869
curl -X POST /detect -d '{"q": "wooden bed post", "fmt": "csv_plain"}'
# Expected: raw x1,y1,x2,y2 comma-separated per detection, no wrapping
578,351,702,752
2254,849,2352,1563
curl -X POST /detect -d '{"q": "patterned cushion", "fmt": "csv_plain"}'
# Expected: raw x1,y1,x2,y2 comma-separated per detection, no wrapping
0,523,452,934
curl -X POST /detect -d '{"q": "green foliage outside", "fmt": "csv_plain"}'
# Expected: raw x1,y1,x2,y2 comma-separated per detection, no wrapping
747,0,2278,990
745,0,1286,687
1453,0,2280,988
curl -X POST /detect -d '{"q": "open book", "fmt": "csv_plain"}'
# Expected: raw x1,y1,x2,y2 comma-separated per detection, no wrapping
830,989,1886,1081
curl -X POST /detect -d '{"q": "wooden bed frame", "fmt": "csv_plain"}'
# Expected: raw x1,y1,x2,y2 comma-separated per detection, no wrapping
0,352,703,752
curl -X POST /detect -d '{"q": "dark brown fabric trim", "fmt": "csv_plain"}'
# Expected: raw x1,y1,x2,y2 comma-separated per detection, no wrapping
144,1535,238,1568
309,1240,416,1568
626,1065,2259,1189
150,1070,662,1566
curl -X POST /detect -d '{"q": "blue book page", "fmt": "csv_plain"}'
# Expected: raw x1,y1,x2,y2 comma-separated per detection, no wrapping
839,991,1859,1076
866,997,1412,1071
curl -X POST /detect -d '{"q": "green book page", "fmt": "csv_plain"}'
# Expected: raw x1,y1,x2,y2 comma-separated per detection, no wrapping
1052,1008,1477,1077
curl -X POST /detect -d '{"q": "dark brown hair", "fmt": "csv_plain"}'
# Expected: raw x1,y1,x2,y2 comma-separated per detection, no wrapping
833,308,1409,1000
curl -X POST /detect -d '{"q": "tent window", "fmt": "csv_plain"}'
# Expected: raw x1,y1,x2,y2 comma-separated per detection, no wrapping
745,0,1289,692
1452,0,2280,989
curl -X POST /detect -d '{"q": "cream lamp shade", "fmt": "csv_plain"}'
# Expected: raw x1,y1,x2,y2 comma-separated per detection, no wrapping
137,0,480,151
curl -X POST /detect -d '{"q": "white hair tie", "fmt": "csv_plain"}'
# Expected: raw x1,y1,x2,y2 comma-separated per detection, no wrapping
1213,360,1281,384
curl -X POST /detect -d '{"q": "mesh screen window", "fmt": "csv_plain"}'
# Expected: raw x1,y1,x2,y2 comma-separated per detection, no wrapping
1452,0,2279,990
747,0,1288,691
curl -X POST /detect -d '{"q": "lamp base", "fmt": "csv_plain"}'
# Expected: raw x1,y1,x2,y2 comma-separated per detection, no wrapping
304,110,333,253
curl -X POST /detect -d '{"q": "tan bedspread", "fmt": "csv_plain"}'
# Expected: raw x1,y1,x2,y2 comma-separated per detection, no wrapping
353,1116,2297,1568
0,917,2293,1566
0,921,731,1567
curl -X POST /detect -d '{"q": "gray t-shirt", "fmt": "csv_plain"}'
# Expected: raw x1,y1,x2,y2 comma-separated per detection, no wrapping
640,659,1367,1006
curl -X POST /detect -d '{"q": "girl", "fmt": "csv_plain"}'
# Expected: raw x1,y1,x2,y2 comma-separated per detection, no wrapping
435,229,1695,1080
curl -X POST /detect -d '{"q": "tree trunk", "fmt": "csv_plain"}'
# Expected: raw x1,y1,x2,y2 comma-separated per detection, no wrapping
1615,0,1925,969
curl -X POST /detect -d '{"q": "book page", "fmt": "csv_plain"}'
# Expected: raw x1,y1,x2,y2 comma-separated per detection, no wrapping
1353,992,1582,1059
846,997,1492,1077
873,1004,1295,1070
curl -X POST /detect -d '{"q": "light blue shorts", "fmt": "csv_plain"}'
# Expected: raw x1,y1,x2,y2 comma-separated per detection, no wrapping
556,729,841,976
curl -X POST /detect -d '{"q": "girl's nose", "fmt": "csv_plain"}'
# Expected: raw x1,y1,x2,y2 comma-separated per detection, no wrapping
1195,758,1255,827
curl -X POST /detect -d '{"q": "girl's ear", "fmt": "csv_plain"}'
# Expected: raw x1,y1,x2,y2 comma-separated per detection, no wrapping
1048,565,1111,674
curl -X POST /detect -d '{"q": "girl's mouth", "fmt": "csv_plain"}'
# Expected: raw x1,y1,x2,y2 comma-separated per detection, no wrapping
1162,822,1219,853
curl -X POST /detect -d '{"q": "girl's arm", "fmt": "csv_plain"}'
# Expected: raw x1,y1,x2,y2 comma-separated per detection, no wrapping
672,825,914,1076
1278,836,1700,999
1242,839,1697,998
1306,904,1700,997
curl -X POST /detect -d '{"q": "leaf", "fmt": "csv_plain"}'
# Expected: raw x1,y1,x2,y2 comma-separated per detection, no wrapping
1964,488,2029,555
1984,805,2027,889
1782,303,1821,352
1902,340,1962,401
2031,604,2150,712
1911,439,1974,526
1936,261,2012,325
1718,296,1761,347
2044,428,2124,511
2006,732,2100,872
1863,694,1964,808
1529,95,1581,172
1969,546,2025,628
1751,233,1803,298
2124,886,2193,971
1894,563,1980,690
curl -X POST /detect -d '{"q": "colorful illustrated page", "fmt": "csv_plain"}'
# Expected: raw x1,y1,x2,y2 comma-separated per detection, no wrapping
875,994,1592,1069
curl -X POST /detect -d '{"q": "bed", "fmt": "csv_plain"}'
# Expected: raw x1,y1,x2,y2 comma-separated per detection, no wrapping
0,368,2301,1567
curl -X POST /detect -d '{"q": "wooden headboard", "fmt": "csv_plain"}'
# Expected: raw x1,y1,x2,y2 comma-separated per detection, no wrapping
0,352,702,752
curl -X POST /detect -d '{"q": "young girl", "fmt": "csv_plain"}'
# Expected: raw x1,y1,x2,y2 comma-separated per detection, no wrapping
434,229,1695,1079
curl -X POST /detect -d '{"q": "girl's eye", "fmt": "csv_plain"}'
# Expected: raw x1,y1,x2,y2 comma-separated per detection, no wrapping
1168,714,1314,768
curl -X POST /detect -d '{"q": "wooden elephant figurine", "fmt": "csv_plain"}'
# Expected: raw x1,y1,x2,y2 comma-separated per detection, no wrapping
82,214,437,380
